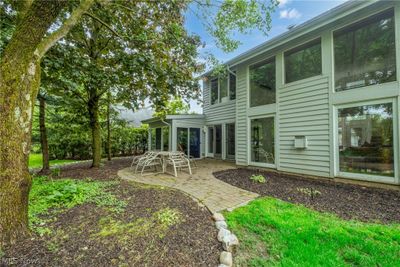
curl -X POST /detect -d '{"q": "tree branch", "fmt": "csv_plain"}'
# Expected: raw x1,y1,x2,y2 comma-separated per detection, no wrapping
83,12,122,38
37,0,95,59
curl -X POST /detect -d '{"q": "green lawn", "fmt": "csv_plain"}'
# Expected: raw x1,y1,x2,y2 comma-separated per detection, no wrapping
29,154,77,168
224,197,400,267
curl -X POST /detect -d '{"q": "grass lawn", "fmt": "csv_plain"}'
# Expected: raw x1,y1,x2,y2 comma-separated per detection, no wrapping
29,153,77,168
224,197,400,267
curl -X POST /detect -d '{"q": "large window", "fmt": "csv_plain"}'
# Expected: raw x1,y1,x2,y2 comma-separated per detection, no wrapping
251,117,275,164
284,38,322,83
249,58,276,107
334,9,396,91
338,102,394,177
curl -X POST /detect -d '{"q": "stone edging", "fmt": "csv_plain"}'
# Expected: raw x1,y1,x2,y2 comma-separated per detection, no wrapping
212,212,239,267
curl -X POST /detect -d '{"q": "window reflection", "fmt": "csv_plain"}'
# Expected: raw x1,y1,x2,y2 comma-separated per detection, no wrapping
251,117,275,164
334,9,396,91
338,103,394,177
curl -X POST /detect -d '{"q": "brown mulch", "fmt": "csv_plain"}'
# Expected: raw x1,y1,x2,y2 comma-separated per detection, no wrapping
213,168,400,224
4,158,221,267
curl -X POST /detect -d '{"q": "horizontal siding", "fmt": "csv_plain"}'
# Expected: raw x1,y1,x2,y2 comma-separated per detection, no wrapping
278,76,330,176
235,65,248,165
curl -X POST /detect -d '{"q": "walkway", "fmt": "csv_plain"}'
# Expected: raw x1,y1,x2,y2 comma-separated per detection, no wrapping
118,159,259,213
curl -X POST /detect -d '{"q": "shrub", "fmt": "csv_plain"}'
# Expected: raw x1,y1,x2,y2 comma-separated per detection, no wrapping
250,174,266,183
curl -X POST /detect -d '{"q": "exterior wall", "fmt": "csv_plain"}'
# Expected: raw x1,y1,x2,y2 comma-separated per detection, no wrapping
278,76,330,177
203,0,400,184
235,65,248,165
203,80,236,124
172,118,205,158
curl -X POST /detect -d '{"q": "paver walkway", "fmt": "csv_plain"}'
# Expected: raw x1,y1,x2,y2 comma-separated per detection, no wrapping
118,159,259,213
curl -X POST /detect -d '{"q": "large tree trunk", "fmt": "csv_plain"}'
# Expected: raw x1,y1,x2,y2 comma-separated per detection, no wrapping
88,96,101,168
0,0,67,248
39,95,50,171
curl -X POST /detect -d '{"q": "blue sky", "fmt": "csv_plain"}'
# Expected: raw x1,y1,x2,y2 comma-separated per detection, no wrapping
184,0,348,113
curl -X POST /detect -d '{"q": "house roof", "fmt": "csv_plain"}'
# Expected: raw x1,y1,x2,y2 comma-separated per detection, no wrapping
141,114,205,124
202,0,381,76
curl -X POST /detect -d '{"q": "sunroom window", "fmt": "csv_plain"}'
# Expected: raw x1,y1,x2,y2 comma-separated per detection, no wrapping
334,9,396,92
338,102,394,177
284,38,322,83
249,58,276,107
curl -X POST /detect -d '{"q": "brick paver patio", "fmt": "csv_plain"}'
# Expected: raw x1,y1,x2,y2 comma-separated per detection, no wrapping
118,159,259,213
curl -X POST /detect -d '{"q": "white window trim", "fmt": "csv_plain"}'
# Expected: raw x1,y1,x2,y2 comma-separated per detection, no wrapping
333,98,399,184
247,114,277,169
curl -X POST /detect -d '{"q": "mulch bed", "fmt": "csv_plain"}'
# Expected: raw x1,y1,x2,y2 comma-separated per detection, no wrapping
4,158,220,267
213,168,400,224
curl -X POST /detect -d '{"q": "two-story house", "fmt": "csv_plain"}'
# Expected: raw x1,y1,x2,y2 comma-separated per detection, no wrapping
142,0,400,185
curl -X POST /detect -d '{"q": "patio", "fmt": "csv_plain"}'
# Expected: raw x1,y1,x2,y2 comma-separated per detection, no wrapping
118,159,259,213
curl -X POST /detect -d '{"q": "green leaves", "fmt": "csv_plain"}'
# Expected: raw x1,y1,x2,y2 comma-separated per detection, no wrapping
195,0,278,52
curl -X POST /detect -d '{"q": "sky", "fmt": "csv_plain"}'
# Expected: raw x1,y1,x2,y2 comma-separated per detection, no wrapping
184,0,348,113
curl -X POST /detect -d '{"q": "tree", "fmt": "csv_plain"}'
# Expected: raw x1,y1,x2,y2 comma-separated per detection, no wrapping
0,0,277,248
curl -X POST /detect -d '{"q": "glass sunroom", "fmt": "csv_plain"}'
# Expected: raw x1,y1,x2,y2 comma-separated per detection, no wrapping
141,115,205,159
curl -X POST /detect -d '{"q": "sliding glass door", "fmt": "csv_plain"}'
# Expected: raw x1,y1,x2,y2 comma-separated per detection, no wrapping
177,127,201,158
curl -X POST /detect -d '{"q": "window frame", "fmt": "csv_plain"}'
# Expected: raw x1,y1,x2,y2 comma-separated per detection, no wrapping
332,8,397,92
283,37,322,84
209,71,237,105
333,98,399,184
248,57,276,108
247,114,276,169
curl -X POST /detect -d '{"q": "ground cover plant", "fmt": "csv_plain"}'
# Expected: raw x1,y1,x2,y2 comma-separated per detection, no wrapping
224,197,400,267
2,158,220,266
29,154,77,169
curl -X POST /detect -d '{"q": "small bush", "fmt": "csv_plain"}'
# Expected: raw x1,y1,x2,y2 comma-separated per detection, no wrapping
296,187,321,199
250,174,266,183
29,176,126,235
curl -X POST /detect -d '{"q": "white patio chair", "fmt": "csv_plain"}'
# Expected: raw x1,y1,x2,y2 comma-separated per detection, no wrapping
166,152,192,177
257,148,274,163
130,151,154,167
177,144,197,168
135,152,162,175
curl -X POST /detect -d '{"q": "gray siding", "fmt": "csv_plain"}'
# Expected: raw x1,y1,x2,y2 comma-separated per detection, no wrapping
278,76,330,177
235,65,248,165
203,80,236,124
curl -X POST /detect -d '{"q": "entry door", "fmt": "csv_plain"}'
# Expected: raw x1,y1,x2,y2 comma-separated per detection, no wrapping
214,125,222,158
189,128,201,158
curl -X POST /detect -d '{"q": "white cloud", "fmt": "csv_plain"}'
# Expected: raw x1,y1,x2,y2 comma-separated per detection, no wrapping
278,0,290,8
280,8,302,19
